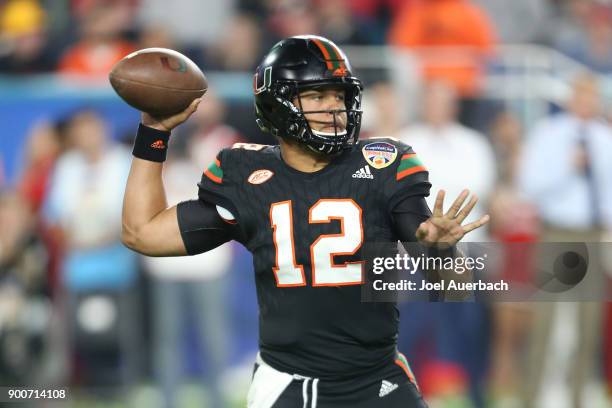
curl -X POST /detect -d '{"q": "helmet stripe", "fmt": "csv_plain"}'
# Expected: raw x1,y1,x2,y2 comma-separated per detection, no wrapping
311,38,335,70
326,42,347,70
323,42,345,71
311,38,348,73
320,42,341,69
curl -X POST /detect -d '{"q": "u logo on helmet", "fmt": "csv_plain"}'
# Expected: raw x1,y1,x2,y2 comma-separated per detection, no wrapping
253,66,273,95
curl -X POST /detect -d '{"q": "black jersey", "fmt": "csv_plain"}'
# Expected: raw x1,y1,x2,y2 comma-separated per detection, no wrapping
197,139,431,379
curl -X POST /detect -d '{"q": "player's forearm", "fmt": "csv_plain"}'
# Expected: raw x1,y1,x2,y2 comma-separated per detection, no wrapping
120,105,200,255
121,158,168,247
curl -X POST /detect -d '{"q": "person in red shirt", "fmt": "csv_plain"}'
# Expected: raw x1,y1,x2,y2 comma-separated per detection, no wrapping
388,0,496,97
57,4,135,78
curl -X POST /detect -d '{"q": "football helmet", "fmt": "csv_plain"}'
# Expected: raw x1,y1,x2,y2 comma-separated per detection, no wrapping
253,35,363,155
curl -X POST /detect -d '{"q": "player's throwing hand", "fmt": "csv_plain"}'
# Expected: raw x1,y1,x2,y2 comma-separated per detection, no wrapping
416,189,490,248
141,97,203,132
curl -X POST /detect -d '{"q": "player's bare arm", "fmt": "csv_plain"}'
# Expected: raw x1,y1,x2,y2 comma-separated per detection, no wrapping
121,99,201,256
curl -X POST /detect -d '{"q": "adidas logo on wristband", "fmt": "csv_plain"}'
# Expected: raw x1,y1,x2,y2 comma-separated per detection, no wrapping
150,140,166,149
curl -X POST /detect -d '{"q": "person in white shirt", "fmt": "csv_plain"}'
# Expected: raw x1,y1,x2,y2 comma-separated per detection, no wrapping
44,110,139,385
518,73,612,408
396,80,496,406
398,80,496,242
519,74,612,232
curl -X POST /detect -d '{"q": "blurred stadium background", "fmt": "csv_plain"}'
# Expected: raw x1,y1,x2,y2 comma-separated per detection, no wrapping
0,0,611,407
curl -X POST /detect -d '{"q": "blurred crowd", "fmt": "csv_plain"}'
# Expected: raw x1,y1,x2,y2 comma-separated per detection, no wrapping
0,0,611,77
1,0,612,407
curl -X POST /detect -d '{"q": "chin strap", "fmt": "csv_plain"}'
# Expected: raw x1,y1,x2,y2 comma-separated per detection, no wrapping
310,129,348,137
306,144,334,155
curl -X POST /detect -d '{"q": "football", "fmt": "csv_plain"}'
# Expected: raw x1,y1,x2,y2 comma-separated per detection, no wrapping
109,48,207,117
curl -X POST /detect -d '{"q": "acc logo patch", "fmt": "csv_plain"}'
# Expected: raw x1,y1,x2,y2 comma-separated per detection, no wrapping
362,142,398,169
248,169,274,185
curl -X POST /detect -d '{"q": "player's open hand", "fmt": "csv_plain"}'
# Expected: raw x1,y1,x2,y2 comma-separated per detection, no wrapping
141,97,202,132
416,189,490,248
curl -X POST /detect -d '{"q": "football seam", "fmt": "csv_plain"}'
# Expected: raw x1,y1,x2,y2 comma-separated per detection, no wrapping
110,75,207,92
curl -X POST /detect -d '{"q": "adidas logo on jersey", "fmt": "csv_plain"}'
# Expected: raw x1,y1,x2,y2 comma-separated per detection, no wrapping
352,165,374,179
379,380,398,397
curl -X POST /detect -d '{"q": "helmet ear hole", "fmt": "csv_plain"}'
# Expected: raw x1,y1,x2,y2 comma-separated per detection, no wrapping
279,85,290,97
255,118,269,132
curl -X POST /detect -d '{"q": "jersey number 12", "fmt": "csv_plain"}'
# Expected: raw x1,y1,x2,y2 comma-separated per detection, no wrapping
270,199,364,287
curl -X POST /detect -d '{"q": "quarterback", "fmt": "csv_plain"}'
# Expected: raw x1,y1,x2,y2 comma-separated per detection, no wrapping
121,36,488,407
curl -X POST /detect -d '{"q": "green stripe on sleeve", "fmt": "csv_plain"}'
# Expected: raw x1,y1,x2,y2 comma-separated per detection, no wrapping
397,156,424,173
207,162,223,179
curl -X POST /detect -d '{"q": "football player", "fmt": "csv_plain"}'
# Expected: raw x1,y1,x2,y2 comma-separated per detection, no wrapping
122,35,489,407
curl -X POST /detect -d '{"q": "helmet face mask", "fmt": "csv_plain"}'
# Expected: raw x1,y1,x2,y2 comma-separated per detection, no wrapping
254,36,363,155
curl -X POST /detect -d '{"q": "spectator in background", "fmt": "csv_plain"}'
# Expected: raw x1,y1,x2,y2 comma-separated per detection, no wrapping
346,0,405,44
398,81,495,236
349,0,405,17
397,81,495,408
360,81,404,138
191,12,266,72
472,0,552,44
0,190,49,298
555,2,612,73
18,120,63,212
181,90,244,162
388,0,497,130
45,110,132,262
17,120,66,296
137,0,235,49
388,0,496,98
520,73,612,235
488,110,540,245
519,73,612,408
195,84,274,146
0,190,50,384
489,111,523,187
0,0,59,73
57,3,135,78
266,0,320,40
551,0,596,52
43,110,139,388
314,0,371,45
137,23,176,51
487,110,539,407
